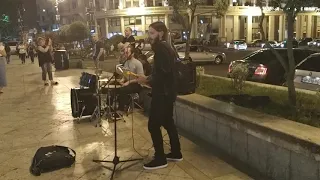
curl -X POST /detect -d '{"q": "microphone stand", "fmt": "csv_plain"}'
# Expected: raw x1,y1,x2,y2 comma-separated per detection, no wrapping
93,65,143,180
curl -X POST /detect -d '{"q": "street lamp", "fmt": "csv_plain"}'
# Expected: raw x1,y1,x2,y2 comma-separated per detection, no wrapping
54,0,65,28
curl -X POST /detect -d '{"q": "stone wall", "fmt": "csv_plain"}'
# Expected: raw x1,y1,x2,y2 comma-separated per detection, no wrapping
170,94,320,180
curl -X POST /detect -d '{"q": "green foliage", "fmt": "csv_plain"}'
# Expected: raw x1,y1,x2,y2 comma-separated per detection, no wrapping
214,0,229,18
196,76,320,127
229,63,249,94
68,21,90,42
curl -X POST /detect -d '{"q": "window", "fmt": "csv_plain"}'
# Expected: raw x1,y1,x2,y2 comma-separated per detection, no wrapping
72,0,77,9
155,0,162,6
159,16,165,22
133,0,139,7
297,55,320,72
126,0,131,8
146,0,153,6
124,17,141,25
109,18,121,27
146,16,152,25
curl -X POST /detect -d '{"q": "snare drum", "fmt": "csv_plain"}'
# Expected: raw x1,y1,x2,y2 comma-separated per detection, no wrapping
71,88,97,118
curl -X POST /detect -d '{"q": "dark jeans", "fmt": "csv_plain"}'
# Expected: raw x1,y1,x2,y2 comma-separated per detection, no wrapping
148,96,181,159
20,53,26,63
6,55,10,64
41,62,53,81
118,83,142,110
29,53,34,63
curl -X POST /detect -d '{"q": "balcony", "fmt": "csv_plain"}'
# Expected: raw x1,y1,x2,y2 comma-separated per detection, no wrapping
95,5,216,18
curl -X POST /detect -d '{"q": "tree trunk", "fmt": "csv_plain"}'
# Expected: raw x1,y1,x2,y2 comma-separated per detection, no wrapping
286,14,297,107
185,29,191,60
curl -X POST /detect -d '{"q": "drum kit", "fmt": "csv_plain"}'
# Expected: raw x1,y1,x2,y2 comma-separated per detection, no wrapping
70,66,125,126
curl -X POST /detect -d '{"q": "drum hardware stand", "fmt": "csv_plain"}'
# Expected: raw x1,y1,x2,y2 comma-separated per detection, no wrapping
93,68,143,180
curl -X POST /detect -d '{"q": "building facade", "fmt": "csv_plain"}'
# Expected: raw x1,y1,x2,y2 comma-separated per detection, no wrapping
59,0,320,43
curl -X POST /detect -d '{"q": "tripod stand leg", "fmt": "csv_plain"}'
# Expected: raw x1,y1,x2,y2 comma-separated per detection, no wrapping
77,106,86,124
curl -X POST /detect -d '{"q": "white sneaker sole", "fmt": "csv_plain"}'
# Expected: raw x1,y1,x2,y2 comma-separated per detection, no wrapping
166,157,183,162
143,163,168,170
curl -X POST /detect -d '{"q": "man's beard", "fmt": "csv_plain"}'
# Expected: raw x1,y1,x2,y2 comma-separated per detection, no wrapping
150,35,161,50
126,53,133,60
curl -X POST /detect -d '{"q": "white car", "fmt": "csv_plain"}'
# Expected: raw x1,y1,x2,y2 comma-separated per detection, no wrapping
307,39,320,48
146,45,226,65
261,41,279,48
7,41,18,54
226,40,247,50
294,53,320,91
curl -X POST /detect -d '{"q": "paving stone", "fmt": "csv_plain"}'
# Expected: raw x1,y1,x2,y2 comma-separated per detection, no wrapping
0,58,255,180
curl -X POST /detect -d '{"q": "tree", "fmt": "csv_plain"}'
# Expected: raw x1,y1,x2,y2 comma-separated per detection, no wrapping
257,0,320,107
169,0,200,60
169,0,228,60
67,21,90,42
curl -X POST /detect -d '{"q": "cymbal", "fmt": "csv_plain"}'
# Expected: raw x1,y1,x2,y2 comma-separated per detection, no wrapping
99,78,109,82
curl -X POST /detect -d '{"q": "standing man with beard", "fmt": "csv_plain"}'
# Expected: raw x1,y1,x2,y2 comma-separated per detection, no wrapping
92,33,104,69
137,21,182,170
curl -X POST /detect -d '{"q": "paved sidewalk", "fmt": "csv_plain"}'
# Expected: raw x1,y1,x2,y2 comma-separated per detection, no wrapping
0,58,256,180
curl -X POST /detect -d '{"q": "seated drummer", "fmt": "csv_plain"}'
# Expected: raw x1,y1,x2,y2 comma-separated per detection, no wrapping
118,45,144,111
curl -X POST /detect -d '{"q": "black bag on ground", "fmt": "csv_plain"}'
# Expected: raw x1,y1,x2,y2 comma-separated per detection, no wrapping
30,145,76,176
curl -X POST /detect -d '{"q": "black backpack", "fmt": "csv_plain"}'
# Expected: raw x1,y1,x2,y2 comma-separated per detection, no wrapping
161,42,197,95
30,145,76,176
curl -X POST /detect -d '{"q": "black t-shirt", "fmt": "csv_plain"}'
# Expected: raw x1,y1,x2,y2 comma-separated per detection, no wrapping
93,40,104,61
149,41,176,101
122,35,135,44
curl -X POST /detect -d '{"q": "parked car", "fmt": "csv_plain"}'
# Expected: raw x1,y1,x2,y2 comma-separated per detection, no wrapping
146,45,226,65
261,41,279,48
307,39,320,48
249,39,263,47
299,37,313,46
294,53,320,91
7,41,18,54
278,39,299,48
226,40,248,50
227,48,317,85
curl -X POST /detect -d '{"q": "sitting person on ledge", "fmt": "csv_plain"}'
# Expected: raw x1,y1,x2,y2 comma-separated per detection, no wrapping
117,45,145,111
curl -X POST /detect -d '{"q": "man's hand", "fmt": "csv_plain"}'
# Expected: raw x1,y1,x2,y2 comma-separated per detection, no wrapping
122,81,130,87
137,75,148,84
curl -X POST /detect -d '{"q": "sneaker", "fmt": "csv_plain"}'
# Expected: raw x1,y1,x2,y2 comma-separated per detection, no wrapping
51,81,58,85
44,82,49,86
166,153,183,162
143,158,168,170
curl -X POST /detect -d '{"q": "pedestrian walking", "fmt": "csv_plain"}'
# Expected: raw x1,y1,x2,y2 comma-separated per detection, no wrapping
18,42,27,64
0,42,7,93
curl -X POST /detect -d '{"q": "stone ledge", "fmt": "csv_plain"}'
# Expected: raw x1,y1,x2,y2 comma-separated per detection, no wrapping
177,94,320,156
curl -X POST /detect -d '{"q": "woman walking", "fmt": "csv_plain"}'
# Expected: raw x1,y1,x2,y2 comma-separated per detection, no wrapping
0,42,7,93
37,37,58,86
18,42,27,64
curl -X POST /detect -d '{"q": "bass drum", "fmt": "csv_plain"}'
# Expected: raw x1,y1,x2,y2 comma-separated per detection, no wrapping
70,88,97,118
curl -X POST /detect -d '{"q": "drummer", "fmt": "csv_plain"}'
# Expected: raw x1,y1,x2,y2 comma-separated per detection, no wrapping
117,45,144,112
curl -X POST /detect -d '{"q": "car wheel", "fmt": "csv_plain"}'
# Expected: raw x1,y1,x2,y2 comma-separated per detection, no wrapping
214,56,223,65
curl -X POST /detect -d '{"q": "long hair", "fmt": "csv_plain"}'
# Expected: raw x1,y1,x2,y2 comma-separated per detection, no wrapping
149,21,168,42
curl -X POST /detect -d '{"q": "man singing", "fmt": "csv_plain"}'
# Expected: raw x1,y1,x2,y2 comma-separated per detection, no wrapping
92,33,104,69
137,21,182,170
117,45,144,111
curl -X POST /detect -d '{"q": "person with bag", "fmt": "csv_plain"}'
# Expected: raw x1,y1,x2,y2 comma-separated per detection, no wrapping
37,37,58,86
0,42,7,94
137,21,182,170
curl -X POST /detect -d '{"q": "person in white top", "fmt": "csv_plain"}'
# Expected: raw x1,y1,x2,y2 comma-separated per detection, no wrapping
18,42,27,64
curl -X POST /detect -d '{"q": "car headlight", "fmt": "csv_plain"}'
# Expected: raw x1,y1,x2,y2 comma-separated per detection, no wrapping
281,44,284,48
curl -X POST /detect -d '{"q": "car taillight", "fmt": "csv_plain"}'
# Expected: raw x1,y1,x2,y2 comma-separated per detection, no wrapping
254,65,268,76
